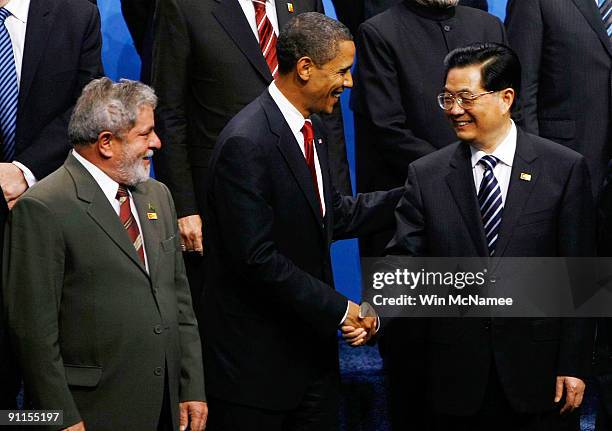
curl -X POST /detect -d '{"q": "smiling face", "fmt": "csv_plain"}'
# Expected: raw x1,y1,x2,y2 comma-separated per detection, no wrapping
113,105,161,186
444,64,513,151
305,40,355,116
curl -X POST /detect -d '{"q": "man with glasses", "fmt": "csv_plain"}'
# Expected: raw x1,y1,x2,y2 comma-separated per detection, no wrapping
387,42,595,430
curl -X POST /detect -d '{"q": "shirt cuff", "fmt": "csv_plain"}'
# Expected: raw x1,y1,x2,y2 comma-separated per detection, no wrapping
339,301,350,326
13,161,37,187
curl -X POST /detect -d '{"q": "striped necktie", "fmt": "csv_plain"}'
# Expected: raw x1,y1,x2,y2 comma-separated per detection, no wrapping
0,8,18,162
252,0,279,78
116,185,145,265
478,155,504,256
599,0,612,40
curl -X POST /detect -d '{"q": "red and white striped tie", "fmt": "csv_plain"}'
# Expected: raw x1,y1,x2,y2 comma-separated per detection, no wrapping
252,0,278,78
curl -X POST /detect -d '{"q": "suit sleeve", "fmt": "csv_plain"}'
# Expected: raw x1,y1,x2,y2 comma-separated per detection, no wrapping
3,197,82,429
152,0,198,218
557,156,596,378
15,5,103,180
351,21,439,175
211,136,348,334
160,184,206,402
505,0,542,134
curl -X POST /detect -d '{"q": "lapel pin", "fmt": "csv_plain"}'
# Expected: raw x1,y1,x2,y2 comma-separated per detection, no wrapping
147,203,158,220
287,2,294,12
520,172,532,181
318,138,323,144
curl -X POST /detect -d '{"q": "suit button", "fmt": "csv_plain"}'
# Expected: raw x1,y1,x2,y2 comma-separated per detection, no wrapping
154,325,163,334
443,25,451,32
154,366,163,376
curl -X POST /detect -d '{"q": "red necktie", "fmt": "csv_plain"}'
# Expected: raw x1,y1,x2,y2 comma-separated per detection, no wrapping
301,121,323,216
252,0,278,78
116,185,145,265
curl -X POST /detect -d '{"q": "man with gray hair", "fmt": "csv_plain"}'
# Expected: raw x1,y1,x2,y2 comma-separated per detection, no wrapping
200,12,402,431
3,77,207,431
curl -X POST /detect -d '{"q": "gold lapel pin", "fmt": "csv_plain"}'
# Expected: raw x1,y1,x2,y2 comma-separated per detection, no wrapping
318,138,323,144
287,2,294,12
147,203,158,220
520,172,532,181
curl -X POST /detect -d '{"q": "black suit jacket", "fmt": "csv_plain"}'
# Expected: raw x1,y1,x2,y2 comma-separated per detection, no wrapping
200,90,402,410
387,128,596,415
350,0,505,255
120,0,155,83
506,0,612,192
152,0,352,223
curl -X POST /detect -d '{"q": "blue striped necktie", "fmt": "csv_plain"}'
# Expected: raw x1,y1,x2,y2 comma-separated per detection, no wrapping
478,155,504,256
0,7,17,162
599,0,612,40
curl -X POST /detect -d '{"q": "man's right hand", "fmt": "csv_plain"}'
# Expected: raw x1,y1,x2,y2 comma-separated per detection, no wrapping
341,301,377,346
178,215,203,255
63,421,85,431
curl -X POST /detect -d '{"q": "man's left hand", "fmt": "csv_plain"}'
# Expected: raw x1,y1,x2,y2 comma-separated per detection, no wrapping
0,163,27,207
179,401,208,431
554,376,585,414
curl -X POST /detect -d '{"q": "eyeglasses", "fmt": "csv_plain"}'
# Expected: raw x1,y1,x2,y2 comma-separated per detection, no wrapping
437,90,496,110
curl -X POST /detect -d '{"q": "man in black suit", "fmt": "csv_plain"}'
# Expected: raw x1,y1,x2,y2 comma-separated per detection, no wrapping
0,0,103,409
120,0,155,83
387,43,595,430
201,13,402,430
152,0,353,306
505,0,612,193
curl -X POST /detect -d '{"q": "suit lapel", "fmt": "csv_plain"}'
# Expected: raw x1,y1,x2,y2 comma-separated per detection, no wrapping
445,143,489,256
64,154,150,278
313,122,332,239
493,129,539,258
19,0,53,111
132,186,160,285
571,0,612,58
212,0,273,82
275,0,293,31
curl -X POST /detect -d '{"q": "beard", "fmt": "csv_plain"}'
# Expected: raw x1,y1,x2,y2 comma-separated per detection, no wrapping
117,148,154,186
414,0,459,7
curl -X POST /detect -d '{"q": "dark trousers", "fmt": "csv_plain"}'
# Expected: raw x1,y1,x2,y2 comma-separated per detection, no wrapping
432,365,580,431
207,370,339,431
157,369,174,431
596,374,612,431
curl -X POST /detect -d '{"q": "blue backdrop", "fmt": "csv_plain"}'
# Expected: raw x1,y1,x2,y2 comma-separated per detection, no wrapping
98,0,508,301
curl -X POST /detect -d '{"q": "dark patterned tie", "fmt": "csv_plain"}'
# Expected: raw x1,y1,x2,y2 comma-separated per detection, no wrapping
599,0,612,40
252,0,278,78
0,8,18,162
301,120,323,216
116,185,145,265
478,155,504,256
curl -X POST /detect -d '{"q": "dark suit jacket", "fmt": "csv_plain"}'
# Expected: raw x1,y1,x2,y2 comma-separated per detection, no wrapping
387,128,596,415
350,0,505,255
152,0,352,223
506,0,612,192
2,154,205,430
200,90,402,410
120,0,155,83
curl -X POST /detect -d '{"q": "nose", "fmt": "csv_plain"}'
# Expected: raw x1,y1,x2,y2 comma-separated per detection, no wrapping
448,99,465,116
344,70,353,89
149,131,162,149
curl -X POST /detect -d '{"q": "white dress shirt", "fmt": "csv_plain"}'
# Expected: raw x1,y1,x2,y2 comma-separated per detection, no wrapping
2,0,37,186
470,120,517,204
237,0,279,41
72,150,149,272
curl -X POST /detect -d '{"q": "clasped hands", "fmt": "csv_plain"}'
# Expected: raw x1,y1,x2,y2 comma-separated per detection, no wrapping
341,301,378,347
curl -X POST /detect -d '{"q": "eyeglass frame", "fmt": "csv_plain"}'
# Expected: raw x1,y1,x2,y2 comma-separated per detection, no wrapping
436,90,496,111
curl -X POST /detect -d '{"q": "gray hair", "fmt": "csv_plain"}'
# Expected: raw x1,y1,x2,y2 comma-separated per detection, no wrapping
68,77,157,146
277,12,352,74
414,0,459,7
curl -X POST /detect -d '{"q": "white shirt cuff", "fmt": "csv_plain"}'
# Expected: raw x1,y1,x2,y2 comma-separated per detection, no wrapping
13,161,37,187
339,301,350,326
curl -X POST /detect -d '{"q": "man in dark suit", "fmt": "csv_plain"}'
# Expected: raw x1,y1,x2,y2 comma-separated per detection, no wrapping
200,13,401,430
120,0,155,83
3,78,206,431
387,43,595,430
505,0,612,193
152,0,353,306
0,0,103,409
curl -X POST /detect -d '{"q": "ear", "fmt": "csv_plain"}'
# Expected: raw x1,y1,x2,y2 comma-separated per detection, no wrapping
97,131,115,159
295,56,314,82
500,88,515,114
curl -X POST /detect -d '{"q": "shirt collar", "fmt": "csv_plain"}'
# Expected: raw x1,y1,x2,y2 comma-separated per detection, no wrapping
4,0,29,24
268,81,307,138
72,149,125,203
470,120,517,169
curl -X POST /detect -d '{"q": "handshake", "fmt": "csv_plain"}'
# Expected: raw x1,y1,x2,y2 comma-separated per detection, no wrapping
341,301,379,347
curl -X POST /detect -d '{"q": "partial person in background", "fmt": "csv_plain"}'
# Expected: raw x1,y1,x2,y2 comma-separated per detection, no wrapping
0,0,103,409
121,0,155,83
152,0,353,308
350,4,504,427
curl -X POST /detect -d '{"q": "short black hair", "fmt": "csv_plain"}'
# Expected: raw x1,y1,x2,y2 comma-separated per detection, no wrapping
277,12,352,75
444,42,521,109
